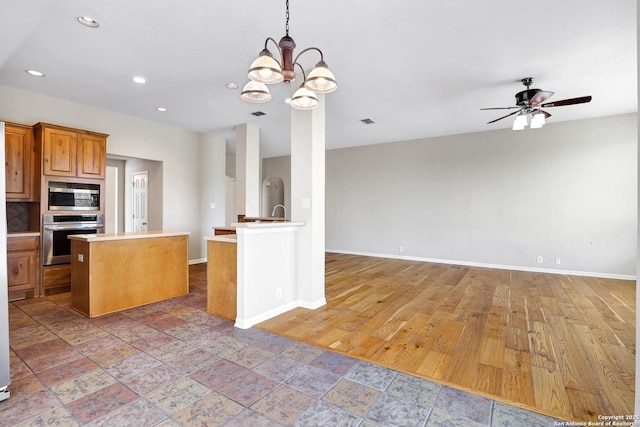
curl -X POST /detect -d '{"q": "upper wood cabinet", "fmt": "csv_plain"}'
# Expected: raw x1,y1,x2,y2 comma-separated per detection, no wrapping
5,123,36,201
77,133,107,178
36,123,107,179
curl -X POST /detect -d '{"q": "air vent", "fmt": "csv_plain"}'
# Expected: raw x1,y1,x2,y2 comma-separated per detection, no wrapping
360,118,376,125
251,111,267,117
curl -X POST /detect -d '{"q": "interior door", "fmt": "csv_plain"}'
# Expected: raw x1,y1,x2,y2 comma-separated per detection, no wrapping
132,171,148,232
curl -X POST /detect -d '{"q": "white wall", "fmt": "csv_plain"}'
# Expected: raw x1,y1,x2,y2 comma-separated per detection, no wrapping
106,158,126,233
0,85,205,259
635,0,639,415
200,134,227,259
265,113,638,278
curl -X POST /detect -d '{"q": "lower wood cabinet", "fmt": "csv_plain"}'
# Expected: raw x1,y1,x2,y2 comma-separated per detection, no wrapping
7,236,38,299
42,264,72,295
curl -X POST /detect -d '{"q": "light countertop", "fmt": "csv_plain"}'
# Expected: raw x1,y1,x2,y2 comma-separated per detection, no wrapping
204,235,237,243
231,221,305,228
68,230,190,242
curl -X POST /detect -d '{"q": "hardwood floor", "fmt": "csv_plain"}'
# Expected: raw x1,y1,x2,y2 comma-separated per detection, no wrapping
257,253,636,423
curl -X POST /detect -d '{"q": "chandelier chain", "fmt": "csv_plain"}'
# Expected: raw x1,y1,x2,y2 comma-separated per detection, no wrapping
285,0,289,35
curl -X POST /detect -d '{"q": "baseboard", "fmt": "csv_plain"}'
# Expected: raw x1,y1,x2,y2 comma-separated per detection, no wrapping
327,249,637,281
297,298,327,310
234,301,299,329
188,258,206,265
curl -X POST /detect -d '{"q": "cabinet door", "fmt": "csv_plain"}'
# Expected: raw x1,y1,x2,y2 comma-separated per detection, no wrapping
43,127,77,176
77,133,106,179
5,125,33,200
7,251,37,293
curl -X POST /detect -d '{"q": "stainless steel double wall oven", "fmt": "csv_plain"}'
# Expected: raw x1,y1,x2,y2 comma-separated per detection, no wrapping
42,181,104,266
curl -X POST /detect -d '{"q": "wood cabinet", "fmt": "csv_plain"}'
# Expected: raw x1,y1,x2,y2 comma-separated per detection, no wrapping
77,133,106,178
206,239,237,320
5,123,36,201
42,264,72,295
70,233,189,317
36,123,107,179
7,236,39,298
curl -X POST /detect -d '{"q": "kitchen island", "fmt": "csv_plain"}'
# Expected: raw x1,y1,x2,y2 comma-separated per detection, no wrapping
69,231,190,317
205,221,305,329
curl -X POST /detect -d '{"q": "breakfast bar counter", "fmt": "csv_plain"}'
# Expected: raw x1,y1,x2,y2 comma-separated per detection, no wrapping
69,230,190,317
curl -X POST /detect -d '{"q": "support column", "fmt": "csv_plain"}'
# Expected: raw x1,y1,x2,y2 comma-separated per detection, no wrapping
291,95,327,308
199,133,226,259
235,123,261,219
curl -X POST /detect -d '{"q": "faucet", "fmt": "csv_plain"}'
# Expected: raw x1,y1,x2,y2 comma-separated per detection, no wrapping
271,204,286,219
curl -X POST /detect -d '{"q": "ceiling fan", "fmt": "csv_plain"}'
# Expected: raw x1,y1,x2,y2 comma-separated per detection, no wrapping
481,77,592,130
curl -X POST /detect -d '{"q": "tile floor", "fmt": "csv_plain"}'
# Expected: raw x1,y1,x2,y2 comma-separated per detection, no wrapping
1,265,565,426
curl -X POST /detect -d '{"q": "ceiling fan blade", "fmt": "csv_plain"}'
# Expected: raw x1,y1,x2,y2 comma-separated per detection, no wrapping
480,106,519,111
541,110,551,119
541,95,592,108
487,109,521,124
529,91,554,105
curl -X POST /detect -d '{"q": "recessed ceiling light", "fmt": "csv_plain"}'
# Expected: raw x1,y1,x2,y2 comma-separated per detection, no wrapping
77,16,99,28
156,107,167,112
226,83,238,89
132,76,146,84
25,70,45,77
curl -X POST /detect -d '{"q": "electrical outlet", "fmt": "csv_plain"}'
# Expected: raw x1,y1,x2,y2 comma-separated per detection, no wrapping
276,288,282,299
399,246,404,253
536,256,543,264
78,254,84,262
555,258,561,265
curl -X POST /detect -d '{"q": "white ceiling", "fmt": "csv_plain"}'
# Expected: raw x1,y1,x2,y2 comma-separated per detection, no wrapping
0,0,636,158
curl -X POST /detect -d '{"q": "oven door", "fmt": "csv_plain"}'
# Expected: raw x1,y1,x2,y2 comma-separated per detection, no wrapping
42,224,104,265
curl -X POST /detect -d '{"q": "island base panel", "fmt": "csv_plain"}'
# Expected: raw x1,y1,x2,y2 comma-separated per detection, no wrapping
206,240,237,320
71,235,189,317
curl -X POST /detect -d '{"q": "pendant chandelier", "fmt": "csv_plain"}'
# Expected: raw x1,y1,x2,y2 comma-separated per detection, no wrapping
240,0,337,110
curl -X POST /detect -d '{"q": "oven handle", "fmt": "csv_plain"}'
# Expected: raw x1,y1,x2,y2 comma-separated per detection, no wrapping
48,188,99,194
43,223,104,231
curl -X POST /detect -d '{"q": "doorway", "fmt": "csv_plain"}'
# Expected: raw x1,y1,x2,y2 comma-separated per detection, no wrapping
132,171,149,232
105,156,163,232
261,177,285,218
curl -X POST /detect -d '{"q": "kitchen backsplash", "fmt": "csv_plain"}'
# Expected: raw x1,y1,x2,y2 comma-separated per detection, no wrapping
7,202,29,232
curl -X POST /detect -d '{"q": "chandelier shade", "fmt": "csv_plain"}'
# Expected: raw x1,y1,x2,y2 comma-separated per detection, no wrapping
248,50,284,84
240,81,271,103
290,86,319,110
304,61,337,93
241,0,337,109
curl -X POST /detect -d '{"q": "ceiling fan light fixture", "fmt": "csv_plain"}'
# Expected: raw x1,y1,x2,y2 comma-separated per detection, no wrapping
530,111,546,128
290,86,319,110
248,50,284,84
512,114,527,131
240,81,272,103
